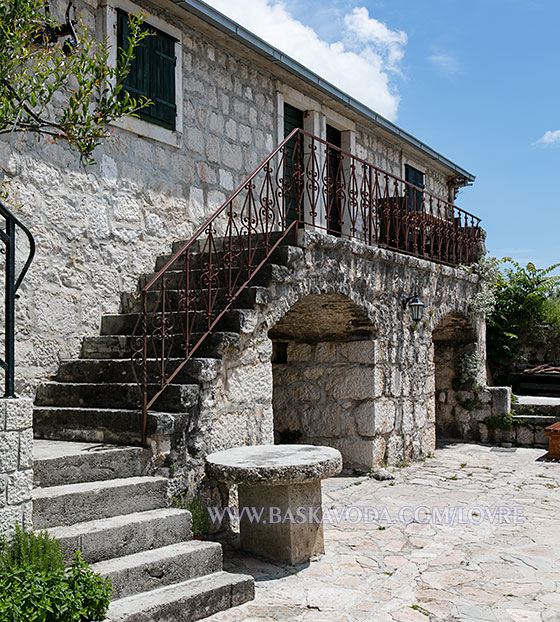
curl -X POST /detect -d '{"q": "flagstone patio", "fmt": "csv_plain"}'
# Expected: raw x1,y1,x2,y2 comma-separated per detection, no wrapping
205,442,560,622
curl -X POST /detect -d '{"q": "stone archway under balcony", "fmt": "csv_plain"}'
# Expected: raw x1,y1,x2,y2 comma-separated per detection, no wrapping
198,231,485,476
432,312,482,440
268,292,381,471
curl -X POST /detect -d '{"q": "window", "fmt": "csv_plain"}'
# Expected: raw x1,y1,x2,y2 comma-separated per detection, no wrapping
117,10,177,131
405,164,424,212
104,0,182,146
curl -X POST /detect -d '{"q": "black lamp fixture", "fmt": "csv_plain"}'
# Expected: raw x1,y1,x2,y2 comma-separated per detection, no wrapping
38,1,78,56
402,292,425,322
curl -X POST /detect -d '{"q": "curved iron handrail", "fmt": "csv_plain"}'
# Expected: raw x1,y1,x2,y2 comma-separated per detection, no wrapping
131,128,482,445
0,200,36,397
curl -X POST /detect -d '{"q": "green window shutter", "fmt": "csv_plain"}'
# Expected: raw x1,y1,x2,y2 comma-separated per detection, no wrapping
117,10,177,131
405,165,425,212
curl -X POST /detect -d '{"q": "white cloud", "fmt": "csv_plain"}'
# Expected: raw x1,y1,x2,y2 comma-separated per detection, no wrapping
428,52,460,77
534,130,560,147
204,1,407,120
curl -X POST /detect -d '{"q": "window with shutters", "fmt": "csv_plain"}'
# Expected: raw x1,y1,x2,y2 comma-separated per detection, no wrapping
117,10,177,131
104,0,183,146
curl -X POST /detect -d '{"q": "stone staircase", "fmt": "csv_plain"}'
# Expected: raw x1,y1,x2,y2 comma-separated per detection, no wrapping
30,234,298,618
32,440,254,621
33,234,295,446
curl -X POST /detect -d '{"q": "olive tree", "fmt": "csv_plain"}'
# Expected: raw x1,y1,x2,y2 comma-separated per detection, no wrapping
0,0,148,166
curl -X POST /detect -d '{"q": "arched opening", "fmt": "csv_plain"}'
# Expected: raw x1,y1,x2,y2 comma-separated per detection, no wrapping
432,312,479,440
269,292,380,470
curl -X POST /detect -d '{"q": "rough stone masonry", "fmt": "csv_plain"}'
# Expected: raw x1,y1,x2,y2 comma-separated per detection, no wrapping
0,398,33,537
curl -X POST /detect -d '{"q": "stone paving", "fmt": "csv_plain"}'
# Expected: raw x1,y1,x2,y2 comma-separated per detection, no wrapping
206,442,560,622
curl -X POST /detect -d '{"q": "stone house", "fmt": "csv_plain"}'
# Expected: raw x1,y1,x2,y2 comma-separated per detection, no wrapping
0,0,494,490
1,0,516,615
0,0,502,570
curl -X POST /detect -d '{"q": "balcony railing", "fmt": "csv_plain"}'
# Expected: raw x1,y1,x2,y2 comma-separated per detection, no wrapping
131,128,482,444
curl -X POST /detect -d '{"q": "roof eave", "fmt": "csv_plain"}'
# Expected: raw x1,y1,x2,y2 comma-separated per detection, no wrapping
171,0,475,182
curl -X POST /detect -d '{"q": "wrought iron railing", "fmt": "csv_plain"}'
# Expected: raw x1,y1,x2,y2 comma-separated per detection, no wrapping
131,129,482,444
0,201,35,398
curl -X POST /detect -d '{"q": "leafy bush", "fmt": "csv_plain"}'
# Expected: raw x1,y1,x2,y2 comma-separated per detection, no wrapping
486,260,560,384
173,488,211,537
0,525,112,621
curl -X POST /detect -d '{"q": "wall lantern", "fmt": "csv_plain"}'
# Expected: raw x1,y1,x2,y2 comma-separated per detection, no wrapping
37,1,78,56
402,293,425,322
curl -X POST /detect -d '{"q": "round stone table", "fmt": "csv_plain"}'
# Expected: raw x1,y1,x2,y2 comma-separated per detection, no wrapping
206,445,342,565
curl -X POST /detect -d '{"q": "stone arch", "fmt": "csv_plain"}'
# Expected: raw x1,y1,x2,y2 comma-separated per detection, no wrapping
432,312,480,439
268,292,382,469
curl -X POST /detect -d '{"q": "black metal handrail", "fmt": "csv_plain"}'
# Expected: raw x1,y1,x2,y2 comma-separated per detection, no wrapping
0,200,35,397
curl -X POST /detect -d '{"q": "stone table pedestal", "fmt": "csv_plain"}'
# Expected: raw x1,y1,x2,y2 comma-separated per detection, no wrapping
206,445,342,565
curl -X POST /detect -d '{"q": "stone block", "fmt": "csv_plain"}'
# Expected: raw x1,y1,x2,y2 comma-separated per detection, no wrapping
402,399,414,434
328,437,385,470
18,428,34,470
516,425,535,447
7,469,33,505
326,367,378,400
338,340,375,364
386,434,404,464
291,383,321,402
4,397,33,431
354,401,376,436
535,426,548,447
0,432,19,472
238,480,324,565
287,343,313,362
489,386,511,416
315,342,337,363
301,404,341,438
478,389,492,404
0,505,28,539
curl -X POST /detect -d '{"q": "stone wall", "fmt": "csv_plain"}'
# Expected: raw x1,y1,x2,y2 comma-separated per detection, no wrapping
0,0,470,401
0,398,33,537
273,339,425,471
158,231,482,486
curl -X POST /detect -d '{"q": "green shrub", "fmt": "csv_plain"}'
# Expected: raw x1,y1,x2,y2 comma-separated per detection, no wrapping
173,489,211,537
0,525,112,621
486,260,560,384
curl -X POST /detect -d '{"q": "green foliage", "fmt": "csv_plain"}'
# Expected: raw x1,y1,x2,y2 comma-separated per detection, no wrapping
0,524,64,575
484,412,513,430
173,488,211,538
486,259,560,384
0,526,112,621
0,0,150,164
457,351,483,387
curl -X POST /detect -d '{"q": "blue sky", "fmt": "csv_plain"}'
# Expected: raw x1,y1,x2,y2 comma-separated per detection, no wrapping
207,0,559,268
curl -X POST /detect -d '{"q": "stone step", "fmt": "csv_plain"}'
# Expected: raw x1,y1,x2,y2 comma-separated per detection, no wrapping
32,476,168,529
107,571,255,622
155,241,295,271
55,357,221,386
121,285,271,314
92,540,222,600
81,331,240,360
45,508,192,564
34,381,199,413
171,229,292,254
138,261,292,290
33,439,151,487
34,406,179,445
100,308,256,337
